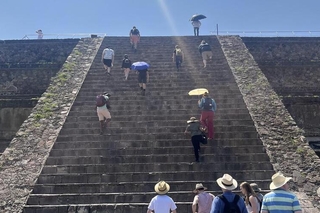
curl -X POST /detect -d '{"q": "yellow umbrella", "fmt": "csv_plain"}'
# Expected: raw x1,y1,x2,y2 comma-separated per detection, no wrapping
188,88,209,96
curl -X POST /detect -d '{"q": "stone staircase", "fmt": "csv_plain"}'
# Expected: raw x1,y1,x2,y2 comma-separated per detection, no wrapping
23,36,275,213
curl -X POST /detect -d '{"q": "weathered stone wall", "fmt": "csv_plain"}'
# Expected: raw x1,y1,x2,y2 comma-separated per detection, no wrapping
0,39,79,95
219,36,320,212
243,37,320,137
0,38,103,213
0,108,32,141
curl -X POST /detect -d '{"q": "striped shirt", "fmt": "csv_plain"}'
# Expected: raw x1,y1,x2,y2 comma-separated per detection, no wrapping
261,189,302,212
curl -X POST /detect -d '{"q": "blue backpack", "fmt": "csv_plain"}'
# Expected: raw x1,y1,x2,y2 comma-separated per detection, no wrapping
218,194,241,213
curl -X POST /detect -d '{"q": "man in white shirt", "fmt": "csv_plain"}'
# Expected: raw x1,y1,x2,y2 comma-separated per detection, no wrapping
192,20,201,36
101,46,114,76
147,181,177,213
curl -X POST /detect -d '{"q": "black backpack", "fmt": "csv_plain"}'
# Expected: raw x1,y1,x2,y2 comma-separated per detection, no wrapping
218,194,241,213
203,97,213,110
96,95,106,107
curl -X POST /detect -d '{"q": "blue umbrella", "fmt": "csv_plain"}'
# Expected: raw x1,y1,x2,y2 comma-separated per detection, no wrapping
131,61,150,71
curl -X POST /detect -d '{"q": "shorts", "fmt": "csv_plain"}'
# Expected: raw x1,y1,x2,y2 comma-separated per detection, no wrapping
138,74,147,83
97,108,111,121
201,51,213,60
131,35,140,43
103,59,112,67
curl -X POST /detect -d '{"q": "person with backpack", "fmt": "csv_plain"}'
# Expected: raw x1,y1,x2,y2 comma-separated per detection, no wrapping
192,183,215,213
210,174,248,213
184,117,205,163
129,26,140,52
101,46,115,76
96,92,111,135
198,40,213,68
240,182,260,213
198,92,216,140
121,54,132,80
172,45,184,71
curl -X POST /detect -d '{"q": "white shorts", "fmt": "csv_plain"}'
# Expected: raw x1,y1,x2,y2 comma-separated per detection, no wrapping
97,108,111,121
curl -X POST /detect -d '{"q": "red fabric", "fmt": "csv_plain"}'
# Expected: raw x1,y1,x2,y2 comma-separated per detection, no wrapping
200,111,214,139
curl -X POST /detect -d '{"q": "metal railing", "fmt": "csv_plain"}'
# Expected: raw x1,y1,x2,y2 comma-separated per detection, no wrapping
210,30,320,37
21,33,107,40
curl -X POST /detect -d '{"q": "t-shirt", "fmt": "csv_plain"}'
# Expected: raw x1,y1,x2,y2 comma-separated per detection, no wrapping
193,192,215,213
174,49,183,57
138,69,148,77
186,122,202,137
103,48,114,59
261,189,302,213
148,195,177,213
130,28,140,35
192,20,201,27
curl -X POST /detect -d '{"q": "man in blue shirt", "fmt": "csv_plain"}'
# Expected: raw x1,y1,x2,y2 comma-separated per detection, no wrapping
261,172,302,213
210,174,248,213
198,92,217,140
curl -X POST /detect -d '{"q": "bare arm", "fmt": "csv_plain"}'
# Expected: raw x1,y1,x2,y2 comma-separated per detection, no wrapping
261,210,268,213
147,209,153,213
249,196,259,213
172,210,177,213
147,71,149,82
172,53,175,61
192,203,197,213
101,50,105,62
294,211,302,213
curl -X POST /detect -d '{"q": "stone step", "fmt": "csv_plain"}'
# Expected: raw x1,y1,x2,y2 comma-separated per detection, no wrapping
43,153,268,165
64,114,253,122
48,144,265,157
52,138,261,149
32,179,271,194
58,126,257,135
62,119,254,128
54,131,259,142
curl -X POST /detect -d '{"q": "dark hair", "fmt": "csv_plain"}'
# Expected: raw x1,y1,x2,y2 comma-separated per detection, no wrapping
124,54,128,59
240,182,256,205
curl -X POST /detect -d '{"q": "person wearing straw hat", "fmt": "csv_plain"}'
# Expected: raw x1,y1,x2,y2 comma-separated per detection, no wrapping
185,116,204,162
261,172,302,213
198,92,216,140
210,174,248,213
147,181,177,213
192,183,215,213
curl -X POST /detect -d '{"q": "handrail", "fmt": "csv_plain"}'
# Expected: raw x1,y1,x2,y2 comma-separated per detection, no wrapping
21,33,107,40
210,30,320,37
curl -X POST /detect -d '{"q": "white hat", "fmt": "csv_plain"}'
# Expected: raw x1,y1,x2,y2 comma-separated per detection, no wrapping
154,181,170,194
216,174,238,190
269,172,292,190
193,183,208,193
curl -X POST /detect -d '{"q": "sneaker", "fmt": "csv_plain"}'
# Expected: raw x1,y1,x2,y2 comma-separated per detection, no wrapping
107,72,111,76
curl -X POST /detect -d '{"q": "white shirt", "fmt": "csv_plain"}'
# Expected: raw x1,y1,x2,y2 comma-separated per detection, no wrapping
192,20,201,27
148,195,177,213
103,48,114,59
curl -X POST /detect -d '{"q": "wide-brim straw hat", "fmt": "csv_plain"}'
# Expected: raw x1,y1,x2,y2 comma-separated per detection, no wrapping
193,183,207,193
269,172,292,190
187,117,198,123
217,174,238,190
250,183,261,192
154,181,170,194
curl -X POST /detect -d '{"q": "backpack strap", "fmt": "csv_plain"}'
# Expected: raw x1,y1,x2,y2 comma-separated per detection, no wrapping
218,194,240,211
218,195,230,208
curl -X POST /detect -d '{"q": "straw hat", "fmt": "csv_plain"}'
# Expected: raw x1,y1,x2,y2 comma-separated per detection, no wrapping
193,183,207,193
250,183,261,192
216,174,238,190
187,117,199,123
269,172,292,190
154,181,170,194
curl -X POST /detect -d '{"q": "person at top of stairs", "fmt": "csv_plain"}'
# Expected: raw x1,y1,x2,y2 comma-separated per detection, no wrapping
129,26,140,53
95,92,111,135
101,46,114,76
147,181,177,213
172,45,185,71
198,40,213,68
121,54,132,80
198,92,216,140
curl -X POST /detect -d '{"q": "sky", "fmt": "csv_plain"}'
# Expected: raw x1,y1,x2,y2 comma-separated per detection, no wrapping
1,0,320,40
